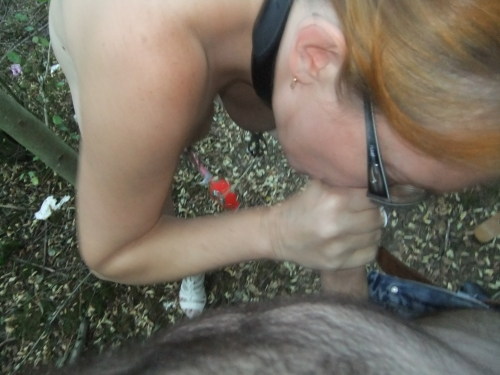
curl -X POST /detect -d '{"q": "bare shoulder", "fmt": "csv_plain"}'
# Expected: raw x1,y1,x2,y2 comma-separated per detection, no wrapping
50,0,212,152
52,0,211,186
50,0,209,111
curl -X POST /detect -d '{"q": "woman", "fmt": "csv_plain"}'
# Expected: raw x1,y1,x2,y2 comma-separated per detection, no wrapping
48,0,499,295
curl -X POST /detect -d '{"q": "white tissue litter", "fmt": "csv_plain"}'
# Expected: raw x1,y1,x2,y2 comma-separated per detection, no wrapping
50,63,61,75
34,195,71,220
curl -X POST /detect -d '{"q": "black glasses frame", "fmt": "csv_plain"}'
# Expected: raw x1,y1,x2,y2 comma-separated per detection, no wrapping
363,97,427,206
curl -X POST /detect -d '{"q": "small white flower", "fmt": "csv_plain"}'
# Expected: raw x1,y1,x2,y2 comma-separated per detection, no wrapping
10,64,22,77
34,195,71,220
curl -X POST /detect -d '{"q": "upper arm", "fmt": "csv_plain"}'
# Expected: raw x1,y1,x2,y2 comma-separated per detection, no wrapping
70,11,209,267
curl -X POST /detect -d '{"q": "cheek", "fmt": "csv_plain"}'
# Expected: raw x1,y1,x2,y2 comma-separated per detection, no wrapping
276,127,311,173
313,127,368,186
320,150,367,187
278,126,367,187
274,102,369,187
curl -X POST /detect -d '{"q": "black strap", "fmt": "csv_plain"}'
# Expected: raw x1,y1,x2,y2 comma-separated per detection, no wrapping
251,0,294,108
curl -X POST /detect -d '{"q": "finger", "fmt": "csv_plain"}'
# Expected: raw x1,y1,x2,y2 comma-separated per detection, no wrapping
322,229,381,264
342,228,382,255
342,187,377,212
334,208,385,235
315,241,379,270
340,243,379,269
308,181,377,213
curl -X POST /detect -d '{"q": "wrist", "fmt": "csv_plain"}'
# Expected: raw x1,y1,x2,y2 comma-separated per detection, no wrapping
260,204,283,261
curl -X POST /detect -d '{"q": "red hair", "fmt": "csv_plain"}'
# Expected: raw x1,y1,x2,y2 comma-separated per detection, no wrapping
331,0,500,171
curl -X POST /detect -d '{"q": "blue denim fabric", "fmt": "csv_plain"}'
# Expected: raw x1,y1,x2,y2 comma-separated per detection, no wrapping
368,271,490,319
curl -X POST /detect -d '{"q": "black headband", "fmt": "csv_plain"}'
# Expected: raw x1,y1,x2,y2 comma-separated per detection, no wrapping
251,0,294,108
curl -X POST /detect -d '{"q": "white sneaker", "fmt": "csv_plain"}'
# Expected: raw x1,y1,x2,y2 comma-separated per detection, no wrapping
179,274,207,318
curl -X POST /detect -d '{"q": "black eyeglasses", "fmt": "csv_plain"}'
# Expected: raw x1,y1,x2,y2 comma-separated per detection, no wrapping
364,97,427,206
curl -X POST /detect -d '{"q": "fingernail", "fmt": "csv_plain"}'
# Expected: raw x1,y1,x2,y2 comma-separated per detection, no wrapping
379,207,388,228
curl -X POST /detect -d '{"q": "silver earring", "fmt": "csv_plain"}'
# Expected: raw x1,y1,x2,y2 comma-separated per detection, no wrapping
290,77,298,89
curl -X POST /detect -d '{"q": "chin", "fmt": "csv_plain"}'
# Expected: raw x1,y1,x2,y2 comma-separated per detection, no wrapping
279,142,303,172
286,157,306,175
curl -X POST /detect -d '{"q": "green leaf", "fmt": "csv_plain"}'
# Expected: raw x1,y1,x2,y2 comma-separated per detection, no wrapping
39,37,50,47
6,51,21,64
15,13,29,22
28,171,39,186
32,36,50,47
52,115,64,125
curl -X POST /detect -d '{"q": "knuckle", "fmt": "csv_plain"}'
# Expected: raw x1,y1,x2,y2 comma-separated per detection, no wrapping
317,221,342,239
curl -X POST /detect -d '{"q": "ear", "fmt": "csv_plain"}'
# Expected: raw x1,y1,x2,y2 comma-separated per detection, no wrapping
289,19,346,85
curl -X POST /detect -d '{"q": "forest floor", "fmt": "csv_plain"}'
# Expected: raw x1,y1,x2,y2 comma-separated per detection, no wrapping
1,1,498,373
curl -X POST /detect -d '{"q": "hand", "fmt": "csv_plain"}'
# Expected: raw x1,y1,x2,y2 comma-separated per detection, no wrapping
267,180,383,270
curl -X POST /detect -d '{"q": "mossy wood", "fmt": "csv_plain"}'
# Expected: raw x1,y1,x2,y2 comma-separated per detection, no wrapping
0,89,77,185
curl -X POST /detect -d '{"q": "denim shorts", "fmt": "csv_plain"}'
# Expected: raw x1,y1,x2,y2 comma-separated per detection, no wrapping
368,270,491,319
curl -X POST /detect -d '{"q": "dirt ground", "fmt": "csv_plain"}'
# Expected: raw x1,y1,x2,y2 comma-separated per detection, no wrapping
0,1,498,373
1,104,499,373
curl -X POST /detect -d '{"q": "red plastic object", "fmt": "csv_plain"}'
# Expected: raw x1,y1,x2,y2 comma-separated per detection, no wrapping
209,179,240,210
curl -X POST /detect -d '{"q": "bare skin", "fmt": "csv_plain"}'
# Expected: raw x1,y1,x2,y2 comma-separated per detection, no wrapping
48,0,493,289
49,296,500,375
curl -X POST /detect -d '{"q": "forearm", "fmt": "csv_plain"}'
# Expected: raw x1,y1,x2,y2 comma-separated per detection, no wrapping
81,181,383,285
85,206,274,285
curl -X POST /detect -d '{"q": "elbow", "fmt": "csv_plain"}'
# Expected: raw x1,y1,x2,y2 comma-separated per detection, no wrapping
79,239,159,284
88,267,115,282
79,244,128,283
